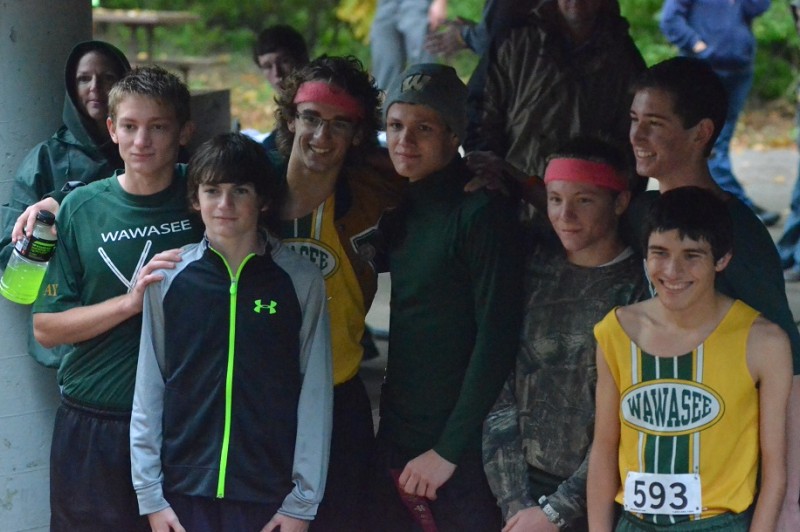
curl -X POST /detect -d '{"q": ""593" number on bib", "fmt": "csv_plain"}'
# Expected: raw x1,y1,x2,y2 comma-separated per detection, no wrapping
623,472,701,515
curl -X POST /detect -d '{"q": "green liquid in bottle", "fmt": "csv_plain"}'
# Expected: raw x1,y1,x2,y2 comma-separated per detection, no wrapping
0,255,47,305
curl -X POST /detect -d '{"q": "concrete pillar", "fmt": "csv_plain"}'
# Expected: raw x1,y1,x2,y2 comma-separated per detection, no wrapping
0,1,91,529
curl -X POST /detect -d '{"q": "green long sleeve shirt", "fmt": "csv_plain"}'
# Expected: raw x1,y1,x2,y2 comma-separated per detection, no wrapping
379,158,524,463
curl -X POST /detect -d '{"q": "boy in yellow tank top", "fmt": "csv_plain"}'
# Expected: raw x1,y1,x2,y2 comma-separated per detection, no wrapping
588,187,792,531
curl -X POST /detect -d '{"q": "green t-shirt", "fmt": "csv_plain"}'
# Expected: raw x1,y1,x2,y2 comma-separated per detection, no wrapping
33,166,203,410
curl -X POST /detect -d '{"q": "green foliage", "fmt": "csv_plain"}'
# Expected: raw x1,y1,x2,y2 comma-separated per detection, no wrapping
753,3,800,101
96,0,799,103
99,0,367,61
618,0,674,66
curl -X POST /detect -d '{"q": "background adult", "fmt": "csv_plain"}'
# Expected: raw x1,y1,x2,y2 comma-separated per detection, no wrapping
466,0,644,186
0,40,130,267
0,40,129,368
660,0,779,225
370,0,447,90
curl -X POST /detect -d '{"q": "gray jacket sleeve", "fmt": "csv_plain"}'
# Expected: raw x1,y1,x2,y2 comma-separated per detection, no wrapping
278,253,334,520
130,279,169,516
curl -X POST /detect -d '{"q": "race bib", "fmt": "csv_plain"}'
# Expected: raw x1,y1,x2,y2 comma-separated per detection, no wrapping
623,472,701,515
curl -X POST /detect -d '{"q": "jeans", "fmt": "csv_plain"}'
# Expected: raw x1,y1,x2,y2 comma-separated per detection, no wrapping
370,0,434,91
709,68,756,208
776,84,800,270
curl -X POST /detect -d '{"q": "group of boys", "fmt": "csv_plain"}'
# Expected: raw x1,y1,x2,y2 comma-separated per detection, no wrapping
7,20,800,532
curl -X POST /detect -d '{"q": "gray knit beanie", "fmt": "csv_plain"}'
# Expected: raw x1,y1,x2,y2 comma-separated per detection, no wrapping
383,63,468,141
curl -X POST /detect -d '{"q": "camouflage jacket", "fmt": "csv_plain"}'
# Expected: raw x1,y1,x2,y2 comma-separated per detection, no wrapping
483,238,647,525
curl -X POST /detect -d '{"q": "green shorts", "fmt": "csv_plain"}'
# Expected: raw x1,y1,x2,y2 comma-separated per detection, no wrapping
616,509,750,531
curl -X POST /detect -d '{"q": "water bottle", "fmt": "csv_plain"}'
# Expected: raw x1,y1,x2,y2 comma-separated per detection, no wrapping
0,210,57,304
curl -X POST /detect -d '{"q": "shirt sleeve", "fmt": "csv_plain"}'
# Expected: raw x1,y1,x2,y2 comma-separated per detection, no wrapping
433,196,524,462
482,374,536,520
278,265,334,520
547,444,591,525
130,280,169,515
659,0,704,52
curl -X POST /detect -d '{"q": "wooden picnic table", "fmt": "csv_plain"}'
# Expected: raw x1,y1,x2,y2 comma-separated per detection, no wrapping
93,8,200,61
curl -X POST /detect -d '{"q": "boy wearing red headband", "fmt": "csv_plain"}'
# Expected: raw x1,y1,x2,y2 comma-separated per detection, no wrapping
271,56,405,531
483,136,647,532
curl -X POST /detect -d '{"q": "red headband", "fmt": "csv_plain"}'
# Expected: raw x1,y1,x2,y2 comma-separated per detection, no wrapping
543,158,628,192
294,81,365,120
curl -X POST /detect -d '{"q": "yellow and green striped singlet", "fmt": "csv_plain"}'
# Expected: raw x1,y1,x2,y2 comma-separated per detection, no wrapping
594,300,760,524
281,195,366,385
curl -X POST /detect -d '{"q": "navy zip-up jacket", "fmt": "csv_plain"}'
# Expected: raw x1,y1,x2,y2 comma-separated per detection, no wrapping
131,235,332,521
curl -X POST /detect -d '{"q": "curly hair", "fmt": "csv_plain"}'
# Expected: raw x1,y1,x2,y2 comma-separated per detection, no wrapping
273,55,381,163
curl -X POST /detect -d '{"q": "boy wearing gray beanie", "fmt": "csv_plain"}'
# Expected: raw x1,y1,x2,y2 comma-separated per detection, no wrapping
370,64,523,530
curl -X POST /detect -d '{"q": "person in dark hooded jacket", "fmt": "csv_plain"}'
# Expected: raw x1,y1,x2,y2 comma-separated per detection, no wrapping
0,40,130,268
0,40,129,368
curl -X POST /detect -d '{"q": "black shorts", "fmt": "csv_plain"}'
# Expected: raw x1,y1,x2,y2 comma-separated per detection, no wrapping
49,396,149,532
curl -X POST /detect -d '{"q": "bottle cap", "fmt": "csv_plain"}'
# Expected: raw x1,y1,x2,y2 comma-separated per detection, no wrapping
36,210,55,225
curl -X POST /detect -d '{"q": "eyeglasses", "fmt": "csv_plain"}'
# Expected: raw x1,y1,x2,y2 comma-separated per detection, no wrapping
295,112,357,136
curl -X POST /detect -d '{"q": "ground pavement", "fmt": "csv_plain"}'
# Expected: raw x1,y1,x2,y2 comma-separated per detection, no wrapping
360,148,800,421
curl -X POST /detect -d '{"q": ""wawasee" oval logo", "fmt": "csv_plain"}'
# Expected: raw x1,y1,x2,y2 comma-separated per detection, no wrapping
284,240,340,278
620,380,724,436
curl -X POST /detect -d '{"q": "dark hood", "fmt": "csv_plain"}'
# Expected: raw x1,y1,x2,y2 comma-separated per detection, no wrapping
62,40,130,158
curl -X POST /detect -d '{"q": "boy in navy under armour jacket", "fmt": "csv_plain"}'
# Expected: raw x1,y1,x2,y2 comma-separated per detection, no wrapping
130,133,333,532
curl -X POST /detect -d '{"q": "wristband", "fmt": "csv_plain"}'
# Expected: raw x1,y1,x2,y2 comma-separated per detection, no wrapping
538,495,567,529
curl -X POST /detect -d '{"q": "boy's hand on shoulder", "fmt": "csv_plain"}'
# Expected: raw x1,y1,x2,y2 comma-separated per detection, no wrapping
143,248,184,275
261,513,309,532
464,151,507,192
502,506,559,532
125,248,184,313
399,449,456,500
147,507,185,532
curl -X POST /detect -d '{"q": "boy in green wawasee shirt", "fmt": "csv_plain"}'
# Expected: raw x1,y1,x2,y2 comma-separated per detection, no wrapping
33,66,202,531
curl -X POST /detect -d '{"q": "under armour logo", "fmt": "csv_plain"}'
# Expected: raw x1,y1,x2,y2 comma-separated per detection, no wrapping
401,73,432,93
254,299,277,314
